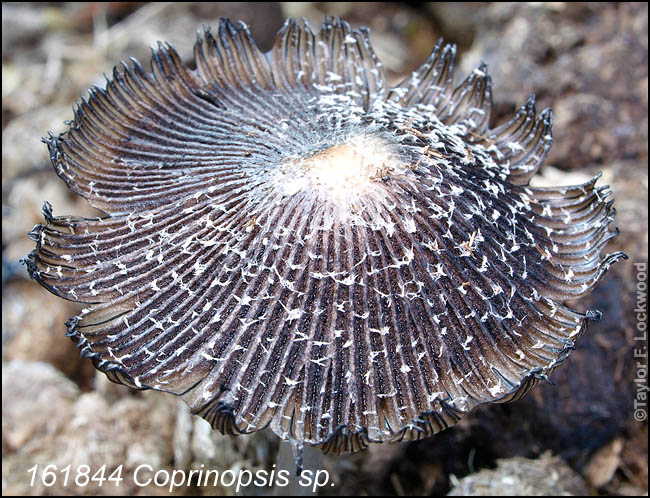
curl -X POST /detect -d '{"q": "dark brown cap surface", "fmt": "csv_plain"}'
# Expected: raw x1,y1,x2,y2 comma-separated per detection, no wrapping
24,17,626,454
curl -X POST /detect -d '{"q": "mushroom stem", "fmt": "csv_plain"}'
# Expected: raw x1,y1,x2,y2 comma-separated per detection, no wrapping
274,439,324,495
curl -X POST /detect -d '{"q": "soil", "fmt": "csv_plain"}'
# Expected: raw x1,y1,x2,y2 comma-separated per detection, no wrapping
2,2,647,496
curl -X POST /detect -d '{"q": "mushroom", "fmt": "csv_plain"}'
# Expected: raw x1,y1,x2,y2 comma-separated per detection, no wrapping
24,17,626,462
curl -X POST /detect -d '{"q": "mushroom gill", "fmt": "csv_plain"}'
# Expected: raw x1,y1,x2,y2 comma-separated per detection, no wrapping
24,17,626,455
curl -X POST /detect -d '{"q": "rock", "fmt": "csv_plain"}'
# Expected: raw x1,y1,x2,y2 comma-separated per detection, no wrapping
448,452,589,496
2,360,177,495
584,438,624,488
2,360,79,452
2,281,82,376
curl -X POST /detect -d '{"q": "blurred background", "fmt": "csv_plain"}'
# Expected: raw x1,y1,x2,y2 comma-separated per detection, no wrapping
2,2,648,495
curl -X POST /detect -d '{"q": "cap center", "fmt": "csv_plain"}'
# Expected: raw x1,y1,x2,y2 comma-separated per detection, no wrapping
278,135,408,201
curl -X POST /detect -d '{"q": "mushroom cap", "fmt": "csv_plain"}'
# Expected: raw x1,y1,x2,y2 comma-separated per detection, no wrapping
25,17,626,454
